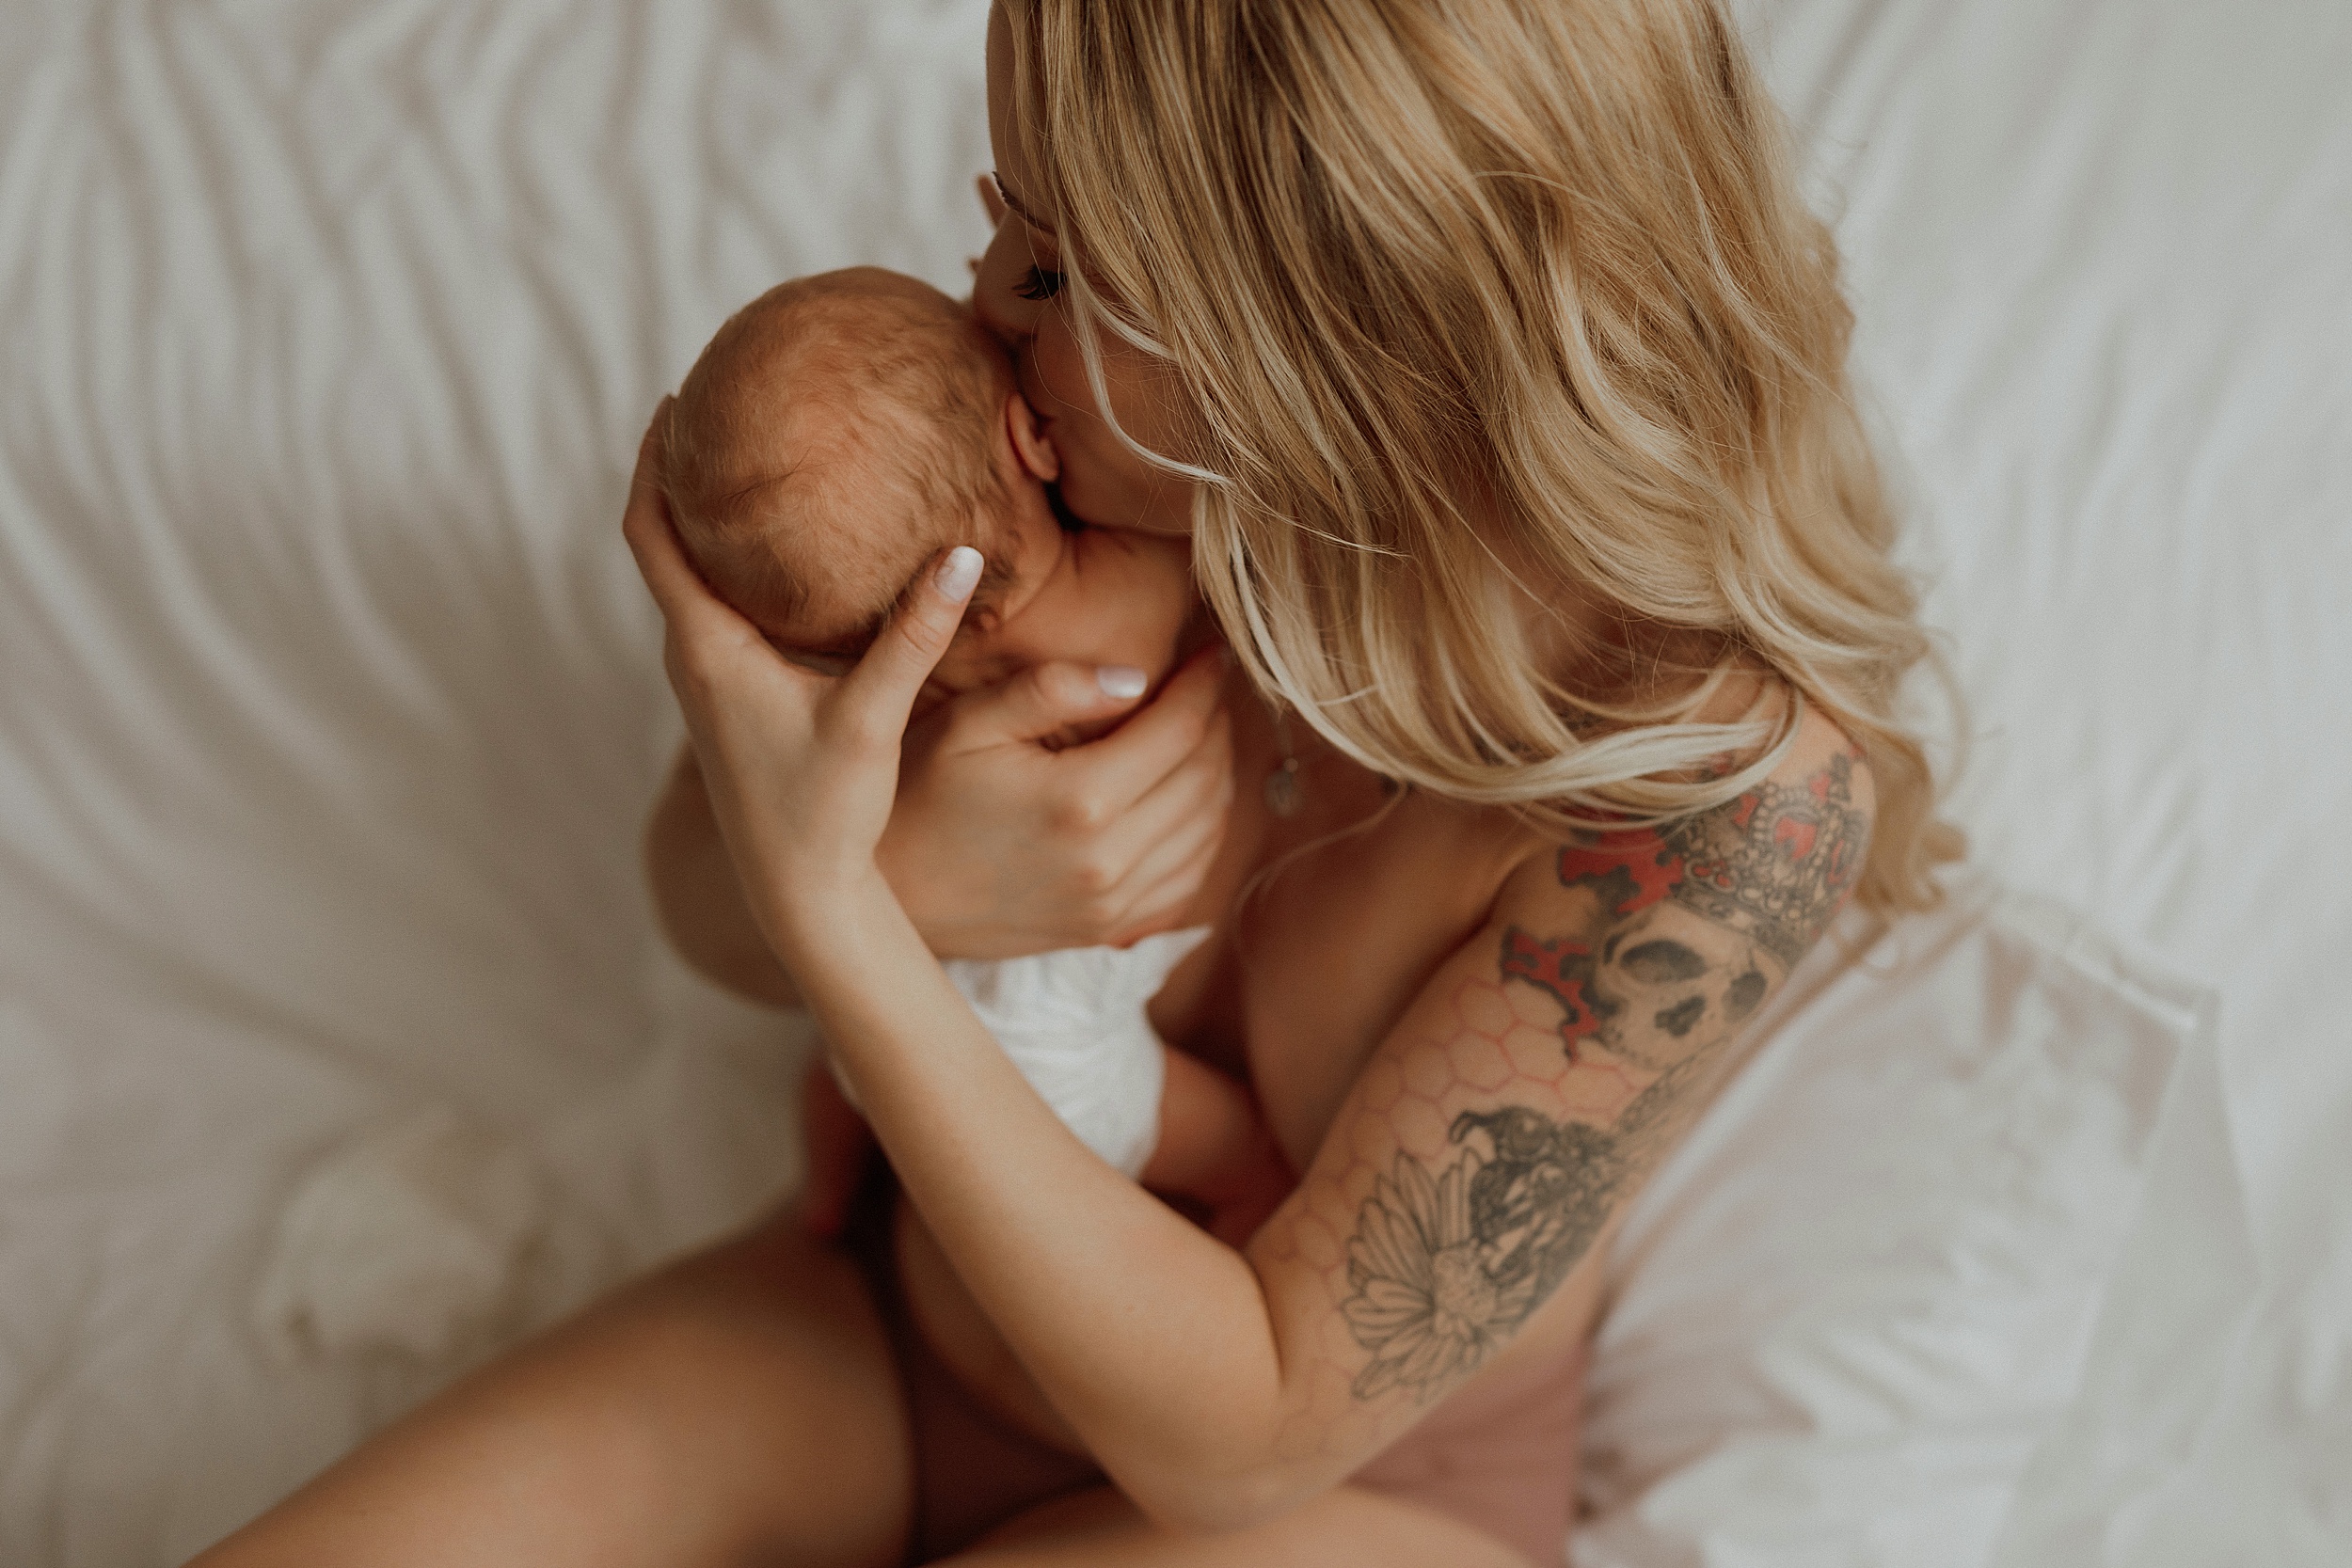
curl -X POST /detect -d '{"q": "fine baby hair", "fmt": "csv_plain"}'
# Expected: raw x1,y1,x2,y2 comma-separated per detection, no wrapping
658,266,1018,652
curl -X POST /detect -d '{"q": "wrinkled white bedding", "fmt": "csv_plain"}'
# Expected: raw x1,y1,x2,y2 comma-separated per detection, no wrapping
1579,873,2225,1567
1745,3,2352,1557
0,0,2344,1563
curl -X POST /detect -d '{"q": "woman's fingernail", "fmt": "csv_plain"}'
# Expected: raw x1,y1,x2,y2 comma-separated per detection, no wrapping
1097,666,1149,700
934,546,983,601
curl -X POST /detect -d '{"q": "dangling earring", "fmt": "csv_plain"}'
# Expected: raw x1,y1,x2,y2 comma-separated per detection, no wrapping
1264,708,1305,818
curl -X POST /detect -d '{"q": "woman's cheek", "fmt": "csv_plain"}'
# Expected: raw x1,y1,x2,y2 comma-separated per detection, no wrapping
1030,340,1121,499
1022,310,1094,426
1030,324,1199,536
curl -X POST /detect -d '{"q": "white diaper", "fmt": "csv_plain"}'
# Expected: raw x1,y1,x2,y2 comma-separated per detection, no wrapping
834,925,1215,1179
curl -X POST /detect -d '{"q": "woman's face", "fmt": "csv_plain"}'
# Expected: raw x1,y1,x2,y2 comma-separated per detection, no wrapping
973,3,1198,537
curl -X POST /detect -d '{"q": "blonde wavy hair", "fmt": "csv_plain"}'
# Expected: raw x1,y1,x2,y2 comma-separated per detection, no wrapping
1005,0,1961,911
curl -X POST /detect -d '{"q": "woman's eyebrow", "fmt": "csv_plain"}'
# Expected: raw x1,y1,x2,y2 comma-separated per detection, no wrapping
991,171,1053,231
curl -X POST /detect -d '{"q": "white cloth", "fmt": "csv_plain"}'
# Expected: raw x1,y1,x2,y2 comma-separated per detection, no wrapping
251,1106,548,1363
834,926,1214,1179
255,921,1206,1372
248,994,818,1369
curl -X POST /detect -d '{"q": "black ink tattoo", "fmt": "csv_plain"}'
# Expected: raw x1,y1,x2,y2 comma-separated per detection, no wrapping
1337,749,1871,1405
1654,993,1708,1037
1619,939,1709,983
1658,750,1869,972
1340,1109,1624,1402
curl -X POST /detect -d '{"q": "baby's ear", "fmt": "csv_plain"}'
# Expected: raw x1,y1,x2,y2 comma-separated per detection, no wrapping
1004,392,1060,483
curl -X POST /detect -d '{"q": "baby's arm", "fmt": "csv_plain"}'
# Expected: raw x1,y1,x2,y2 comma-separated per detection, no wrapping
645,747,803,1006
811,1037,1291,1244
1144,1047,1293,1245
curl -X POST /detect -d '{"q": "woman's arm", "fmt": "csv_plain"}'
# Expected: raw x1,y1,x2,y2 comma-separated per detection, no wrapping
623,414,1869,1530
645,650,1232,1001
645,746,804,1006
782,724,1872,1530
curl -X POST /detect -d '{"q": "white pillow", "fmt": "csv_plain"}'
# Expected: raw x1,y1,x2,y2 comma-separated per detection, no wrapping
1573,871,2227,1568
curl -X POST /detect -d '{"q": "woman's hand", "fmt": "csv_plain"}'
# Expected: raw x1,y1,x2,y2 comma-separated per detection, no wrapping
881,649,1232,958
622,406,982,956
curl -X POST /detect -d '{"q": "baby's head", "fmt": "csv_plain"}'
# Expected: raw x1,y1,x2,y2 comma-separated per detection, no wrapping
659,267,1193,717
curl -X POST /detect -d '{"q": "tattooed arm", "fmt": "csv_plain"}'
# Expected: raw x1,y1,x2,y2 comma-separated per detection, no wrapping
803,717,1872,1529
1280,731,1871,1407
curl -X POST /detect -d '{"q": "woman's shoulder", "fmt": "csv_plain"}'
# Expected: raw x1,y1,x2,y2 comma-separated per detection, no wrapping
1494,694,1874,990
1670,701,1874,971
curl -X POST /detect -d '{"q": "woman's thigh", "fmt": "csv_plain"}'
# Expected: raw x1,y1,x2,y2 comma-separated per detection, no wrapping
188,1205,913,1568
944,1486,1538,1568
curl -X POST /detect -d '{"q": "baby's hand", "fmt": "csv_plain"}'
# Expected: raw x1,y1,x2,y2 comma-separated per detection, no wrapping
1200,1130,1295,1249
1145,1046,1297,1247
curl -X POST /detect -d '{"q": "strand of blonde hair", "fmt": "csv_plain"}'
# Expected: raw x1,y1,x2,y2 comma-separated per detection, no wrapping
1009,0,1962,909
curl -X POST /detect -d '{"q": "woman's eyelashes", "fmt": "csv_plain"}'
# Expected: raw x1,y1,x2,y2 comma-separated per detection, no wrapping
1014,264,1066,302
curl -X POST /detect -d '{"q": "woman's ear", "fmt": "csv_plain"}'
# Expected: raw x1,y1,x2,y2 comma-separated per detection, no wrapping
1004,392,1060,483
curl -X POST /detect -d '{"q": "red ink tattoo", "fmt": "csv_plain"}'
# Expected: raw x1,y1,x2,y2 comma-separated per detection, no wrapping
1554,828,1685,921
1497,827,1694,1061
1499,927,1605,1058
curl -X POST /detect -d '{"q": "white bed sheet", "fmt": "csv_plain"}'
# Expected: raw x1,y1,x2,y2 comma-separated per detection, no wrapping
1738,3,2352,1556
0,0,2344,1562
1574,871,2227,1568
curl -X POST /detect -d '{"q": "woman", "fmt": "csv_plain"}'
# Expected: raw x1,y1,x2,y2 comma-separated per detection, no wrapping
193,1,1953,1563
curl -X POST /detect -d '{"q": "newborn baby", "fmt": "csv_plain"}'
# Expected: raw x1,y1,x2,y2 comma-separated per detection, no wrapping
660,265,1194,747
658,265,1267,1204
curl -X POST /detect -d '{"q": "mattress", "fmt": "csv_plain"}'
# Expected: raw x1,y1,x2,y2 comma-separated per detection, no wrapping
1,0,2344,1561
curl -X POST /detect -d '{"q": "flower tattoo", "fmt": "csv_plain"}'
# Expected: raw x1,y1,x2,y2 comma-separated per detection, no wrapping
1343,1110,1621,1401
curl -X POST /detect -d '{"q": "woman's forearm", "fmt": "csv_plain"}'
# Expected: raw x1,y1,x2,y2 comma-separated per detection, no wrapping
782,875,1301,1528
